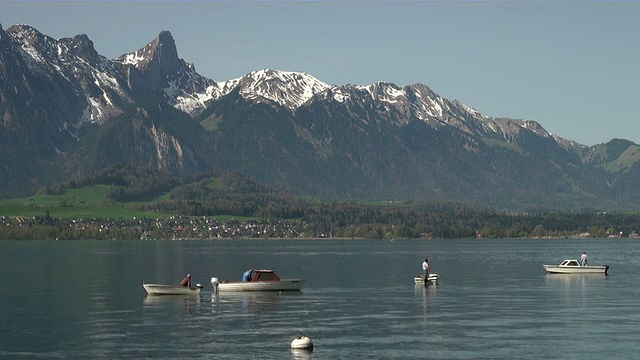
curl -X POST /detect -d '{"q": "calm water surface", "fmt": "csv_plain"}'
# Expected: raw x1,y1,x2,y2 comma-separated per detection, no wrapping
1,238,639,359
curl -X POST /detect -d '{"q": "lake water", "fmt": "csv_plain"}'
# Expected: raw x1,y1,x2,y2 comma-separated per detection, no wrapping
1,238,639,359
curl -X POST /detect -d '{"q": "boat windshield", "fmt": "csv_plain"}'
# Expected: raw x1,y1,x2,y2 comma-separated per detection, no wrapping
254,271,280,281
561,260,580,267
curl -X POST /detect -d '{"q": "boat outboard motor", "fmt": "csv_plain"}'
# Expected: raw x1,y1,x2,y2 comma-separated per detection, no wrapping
211,277,219,293
196,283,203,290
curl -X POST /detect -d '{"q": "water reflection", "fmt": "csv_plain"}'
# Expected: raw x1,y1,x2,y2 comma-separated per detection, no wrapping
143,294,202,315
415,283,437,319
290,348,314,360
544,273,607,288
544,273,608,305
210,291,305,315
215,291,303,302
143,294,202,305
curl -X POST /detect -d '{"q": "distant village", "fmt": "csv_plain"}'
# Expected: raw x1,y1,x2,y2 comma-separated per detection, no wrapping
0,215,319,240
1,214,638,241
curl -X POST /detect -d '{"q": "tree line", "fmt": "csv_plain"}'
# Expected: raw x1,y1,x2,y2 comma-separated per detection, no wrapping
7,164,636,240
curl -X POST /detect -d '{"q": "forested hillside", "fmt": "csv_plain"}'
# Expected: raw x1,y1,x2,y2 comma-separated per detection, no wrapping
2,165,639,240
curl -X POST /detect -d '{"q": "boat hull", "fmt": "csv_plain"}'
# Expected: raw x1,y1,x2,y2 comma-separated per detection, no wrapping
414,273,439,285
143,284,202,296
217,280,305,292
543,265,609,274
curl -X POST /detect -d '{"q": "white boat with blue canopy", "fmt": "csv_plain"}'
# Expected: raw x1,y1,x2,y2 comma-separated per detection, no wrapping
211,269,304,292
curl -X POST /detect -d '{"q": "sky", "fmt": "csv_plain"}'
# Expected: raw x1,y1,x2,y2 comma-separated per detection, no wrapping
1,1,638,146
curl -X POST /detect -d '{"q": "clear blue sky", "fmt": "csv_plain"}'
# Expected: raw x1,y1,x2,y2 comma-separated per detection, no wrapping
2,1,638,146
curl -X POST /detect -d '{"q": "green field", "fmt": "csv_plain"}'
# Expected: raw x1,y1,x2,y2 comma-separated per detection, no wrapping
206,178,229,190
0,185,170,219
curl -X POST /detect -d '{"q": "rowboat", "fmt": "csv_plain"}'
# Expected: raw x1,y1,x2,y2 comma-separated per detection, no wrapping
414,273,440,285
143,283,203,296
543,259,609,274
211,269,304,292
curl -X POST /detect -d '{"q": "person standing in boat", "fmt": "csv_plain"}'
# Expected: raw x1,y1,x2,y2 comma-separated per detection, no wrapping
581,252,588,266
179,273,192,287
422,258,431,285
242,269,253,282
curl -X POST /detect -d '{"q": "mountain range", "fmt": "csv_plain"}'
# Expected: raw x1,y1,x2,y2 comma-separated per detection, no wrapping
1,23,639,211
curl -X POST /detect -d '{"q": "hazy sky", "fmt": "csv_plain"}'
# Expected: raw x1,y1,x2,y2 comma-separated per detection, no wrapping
2,1,638,146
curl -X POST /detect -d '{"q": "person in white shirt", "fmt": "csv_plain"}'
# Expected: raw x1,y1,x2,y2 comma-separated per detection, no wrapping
422,258,431,285
580,252,588,266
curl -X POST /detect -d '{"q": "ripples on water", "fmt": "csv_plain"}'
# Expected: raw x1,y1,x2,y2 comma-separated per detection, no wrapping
2,239,640,359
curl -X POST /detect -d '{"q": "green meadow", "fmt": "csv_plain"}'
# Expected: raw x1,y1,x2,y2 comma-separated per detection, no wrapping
0,185,170,219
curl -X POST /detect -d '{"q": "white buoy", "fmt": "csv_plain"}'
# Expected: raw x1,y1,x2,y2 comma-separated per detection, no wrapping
291,333,313,350
211,277,219,293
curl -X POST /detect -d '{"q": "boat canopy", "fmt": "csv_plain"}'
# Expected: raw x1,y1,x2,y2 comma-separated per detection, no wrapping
251,270,281,282
560,260,581,267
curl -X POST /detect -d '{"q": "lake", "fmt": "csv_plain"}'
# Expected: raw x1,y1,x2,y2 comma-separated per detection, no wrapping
1,238,639,359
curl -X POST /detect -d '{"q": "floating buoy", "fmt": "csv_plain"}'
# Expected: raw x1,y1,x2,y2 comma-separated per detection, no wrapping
291,333,313,350
210,277,219,293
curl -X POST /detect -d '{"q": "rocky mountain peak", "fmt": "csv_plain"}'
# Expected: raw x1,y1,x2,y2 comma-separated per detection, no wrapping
7,24,44,43
115,30,179,72
6,24,55,68
149,30,179,69
57,33,102,66
111,29,202,109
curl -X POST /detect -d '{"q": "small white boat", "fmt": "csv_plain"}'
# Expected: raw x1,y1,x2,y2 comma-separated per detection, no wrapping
143,283,203,296
414,273,440,285
543,259,609,274
211,269,304,292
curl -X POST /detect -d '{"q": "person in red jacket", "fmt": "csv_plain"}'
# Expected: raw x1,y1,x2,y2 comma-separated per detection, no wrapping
179,274,192,287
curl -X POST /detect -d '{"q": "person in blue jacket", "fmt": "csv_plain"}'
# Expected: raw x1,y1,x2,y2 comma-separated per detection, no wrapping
242,269,253,282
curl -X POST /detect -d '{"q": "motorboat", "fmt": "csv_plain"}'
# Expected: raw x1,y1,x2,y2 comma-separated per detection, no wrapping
543,259,609,274
143,283,203,295
211,269,304,292
414,273,440,285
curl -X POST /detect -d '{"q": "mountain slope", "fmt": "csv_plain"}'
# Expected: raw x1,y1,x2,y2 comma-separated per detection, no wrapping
1,24,639,210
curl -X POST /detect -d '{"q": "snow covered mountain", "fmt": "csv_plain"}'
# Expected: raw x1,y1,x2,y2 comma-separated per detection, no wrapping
1,24,577,152
1,24,638,210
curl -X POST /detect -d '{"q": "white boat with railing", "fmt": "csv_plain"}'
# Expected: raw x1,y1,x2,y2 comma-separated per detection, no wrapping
543,259,609,274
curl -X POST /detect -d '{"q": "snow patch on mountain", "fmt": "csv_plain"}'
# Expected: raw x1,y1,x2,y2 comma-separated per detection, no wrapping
165,82,223,114
165,65,549,149
457,102,487,119
120,52,147,66
168,69,336,114
10,25,49,72
115,42,155,69
413,91,444,119
6,25,129,128
234,69,332,111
